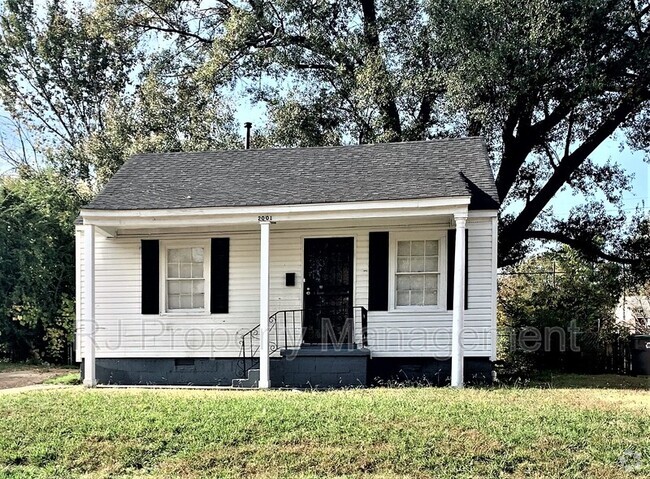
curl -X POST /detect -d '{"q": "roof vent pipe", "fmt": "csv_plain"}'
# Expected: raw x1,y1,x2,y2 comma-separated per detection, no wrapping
244,122,252,149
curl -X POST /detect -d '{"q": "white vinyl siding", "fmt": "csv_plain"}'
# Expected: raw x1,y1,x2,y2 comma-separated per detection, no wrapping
76,214,496,359
368,216,495,357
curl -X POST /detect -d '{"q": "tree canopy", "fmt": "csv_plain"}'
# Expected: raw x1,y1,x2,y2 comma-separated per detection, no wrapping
498,247,627,373
0,169,88,361
1,0,650,268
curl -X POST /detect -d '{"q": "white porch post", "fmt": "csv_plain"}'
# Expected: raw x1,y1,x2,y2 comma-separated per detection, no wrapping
451,213,468,388
83,224,96,387
258,221,271,389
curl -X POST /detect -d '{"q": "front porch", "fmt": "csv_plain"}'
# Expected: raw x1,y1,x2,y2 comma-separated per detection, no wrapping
78,198,486,389
233,306,369,388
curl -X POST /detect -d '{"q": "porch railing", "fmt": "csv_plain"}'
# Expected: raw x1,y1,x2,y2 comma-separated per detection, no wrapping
238,306,368,378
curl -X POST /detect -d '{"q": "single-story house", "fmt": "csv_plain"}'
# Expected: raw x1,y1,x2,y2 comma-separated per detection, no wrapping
76,138,500,388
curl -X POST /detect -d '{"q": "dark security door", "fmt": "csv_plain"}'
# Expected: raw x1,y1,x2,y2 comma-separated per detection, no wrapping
303,237,354,344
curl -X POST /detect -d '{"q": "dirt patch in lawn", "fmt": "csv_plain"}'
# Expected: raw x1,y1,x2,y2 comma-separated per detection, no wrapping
0,368,74,390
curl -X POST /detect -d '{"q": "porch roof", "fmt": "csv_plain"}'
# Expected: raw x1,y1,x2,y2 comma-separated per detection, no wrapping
85,138,499,212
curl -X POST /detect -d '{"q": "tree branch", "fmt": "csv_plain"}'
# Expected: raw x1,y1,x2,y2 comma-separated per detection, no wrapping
523,230,637,264
496,100,538,201
359,0,401,139
294,63,336,70
502,87,650,252
130,22,214,44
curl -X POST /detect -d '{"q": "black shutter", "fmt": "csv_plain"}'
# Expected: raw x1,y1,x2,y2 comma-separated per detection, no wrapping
465,230,469,310
211,238,229,314
368,232,389,311
447,230,456,311
141,240,159,314
446,230,469,310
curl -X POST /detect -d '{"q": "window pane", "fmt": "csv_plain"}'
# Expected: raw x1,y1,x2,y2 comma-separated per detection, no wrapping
192,247,204,262
411,275,424,290
397,257,410,273
411,256,424,272
424,290,437,305
424,274,438,305
194,293,204,309
424,256,438,272
410,241,424,255
179,263,191,278
396,272,439,307
178,248,191,262
168,280,181,294
168,249,181,262
168,295,180,310
410,291,423,305
397,241,410,256
398,240,439,274
396,290,410,306
425,274,438,292
191,262,203,278
180,295,192,309
193,280,204,294
167,263,179,278
396,274,411,291
397,274,424,306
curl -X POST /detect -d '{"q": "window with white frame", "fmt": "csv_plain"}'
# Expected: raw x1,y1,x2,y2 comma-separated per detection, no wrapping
395,239,440,307
165,246,206,311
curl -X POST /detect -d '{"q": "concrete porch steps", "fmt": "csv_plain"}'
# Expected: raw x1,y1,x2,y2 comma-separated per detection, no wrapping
231,348,372,388
231,368,259,388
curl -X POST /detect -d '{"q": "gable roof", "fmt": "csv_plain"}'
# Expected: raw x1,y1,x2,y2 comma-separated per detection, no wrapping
85,138,499,211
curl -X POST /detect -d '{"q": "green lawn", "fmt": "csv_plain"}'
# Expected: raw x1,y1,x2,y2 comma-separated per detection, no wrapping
43,372,81,385
526,373,650,390
0,384,648,478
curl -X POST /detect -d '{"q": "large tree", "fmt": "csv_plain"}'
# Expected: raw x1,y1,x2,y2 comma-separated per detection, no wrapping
430,0,650,266
0,0,238,183
0,0,137,178
2,0,650,268
0,169,89,361
95,0,650,267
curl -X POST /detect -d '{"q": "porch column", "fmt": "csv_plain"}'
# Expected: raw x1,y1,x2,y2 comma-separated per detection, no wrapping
451,212,468,388
258,221,271,389
83,224,97,387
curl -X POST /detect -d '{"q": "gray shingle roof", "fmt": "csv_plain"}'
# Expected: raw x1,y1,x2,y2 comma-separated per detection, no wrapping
85,138,499,211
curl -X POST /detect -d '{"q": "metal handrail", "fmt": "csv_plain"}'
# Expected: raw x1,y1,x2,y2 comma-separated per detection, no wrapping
239,306,368,377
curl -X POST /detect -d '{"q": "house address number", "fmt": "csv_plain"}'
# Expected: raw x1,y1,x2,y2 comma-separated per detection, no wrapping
258,215,273,222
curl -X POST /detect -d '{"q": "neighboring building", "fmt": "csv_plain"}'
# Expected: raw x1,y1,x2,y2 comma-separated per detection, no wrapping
76,138,499,388
615,294,650,333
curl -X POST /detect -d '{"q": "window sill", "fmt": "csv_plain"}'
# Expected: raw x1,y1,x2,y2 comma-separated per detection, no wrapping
158,311,211,317
387,307,447,314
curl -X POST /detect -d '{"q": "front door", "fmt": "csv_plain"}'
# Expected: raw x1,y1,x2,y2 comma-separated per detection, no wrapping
303,237,354,344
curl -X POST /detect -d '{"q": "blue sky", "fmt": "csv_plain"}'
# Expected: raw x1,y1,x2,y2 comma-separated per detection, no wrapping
549,138,649,219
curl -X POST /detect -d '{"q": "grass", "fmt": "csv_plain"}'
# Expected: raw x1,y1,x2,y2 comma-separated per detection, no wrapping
527,373,650,390
0,382,648,478
43,372,81,385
